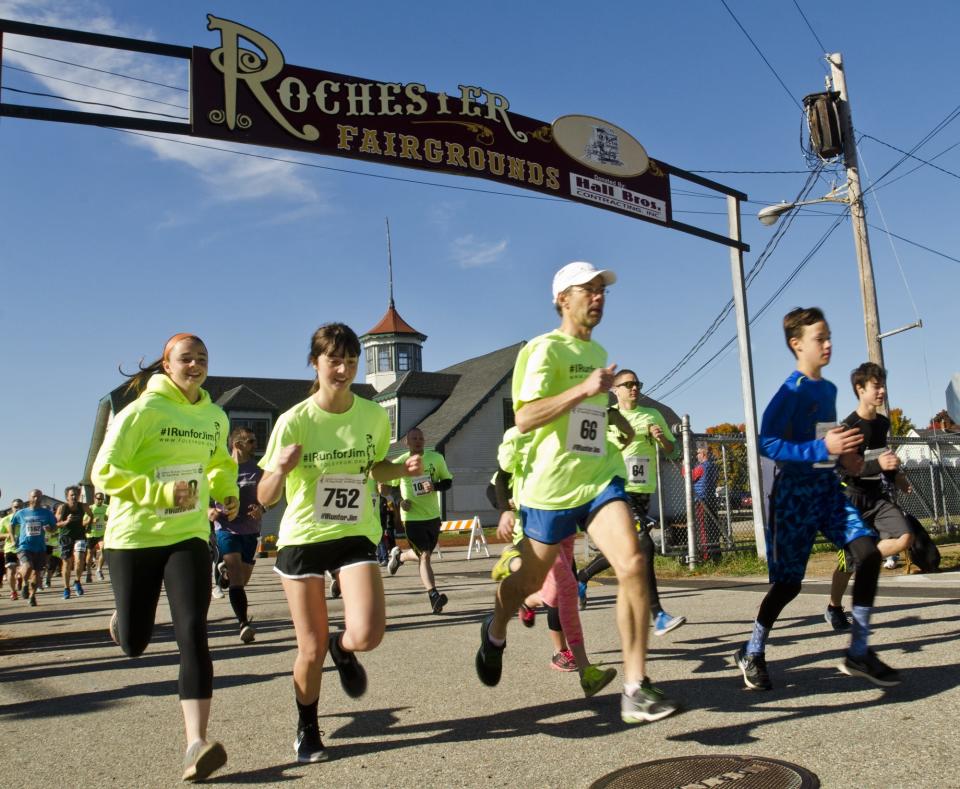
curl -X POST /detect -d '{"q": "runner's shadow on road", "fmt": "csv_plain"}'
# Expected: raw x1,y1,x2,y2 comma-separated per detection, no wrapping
664,661,960,746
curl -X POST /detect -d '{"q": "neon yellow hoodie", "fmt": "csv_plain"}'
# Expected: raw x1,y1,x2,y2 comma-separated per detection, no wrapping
92,374,238,549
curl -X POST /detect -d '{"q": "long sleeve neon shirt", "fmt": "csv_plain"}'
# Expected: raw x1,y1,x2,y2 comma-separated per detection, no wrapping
92,374,239,549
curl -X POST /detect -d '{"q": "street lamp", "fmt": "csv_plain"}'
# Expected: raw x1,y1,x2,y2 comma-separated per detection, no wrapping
756,183,849,225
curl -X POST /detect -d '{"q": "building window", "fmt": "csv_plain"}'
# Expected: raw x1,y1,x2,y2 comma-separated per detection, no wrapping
502,398,515,430
230,416,271,458
385,405,397,440
365,345,375,374
397,344,413,372
377,345,394,373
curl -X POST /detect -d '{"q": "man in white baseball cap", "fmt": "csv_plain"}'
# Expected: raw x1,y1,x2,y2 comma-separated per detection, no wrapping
475,260,681,724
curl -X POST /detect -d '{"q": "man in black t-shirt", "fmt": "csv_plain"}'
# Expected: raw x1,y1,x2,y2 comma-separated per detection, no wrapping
825,363,914,631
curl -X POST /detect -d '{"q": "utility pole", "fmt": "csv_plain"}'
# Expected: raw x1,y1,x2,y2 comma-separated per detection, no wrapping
828,53,886,383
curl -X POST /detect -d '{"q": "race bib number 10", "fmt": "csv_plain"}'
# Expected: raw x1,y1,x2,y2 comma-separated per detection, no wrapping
566,405,607,456
315,474,366,524
410,476,432,497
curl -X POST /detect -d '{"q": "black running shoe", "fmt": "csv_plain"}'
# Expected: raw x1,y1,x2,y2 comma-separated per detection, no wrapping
733,645,772,691
475,614,505,687
327,632,367,698
839,648,901,687
294,724,328,764
429,590,448,614
825,605,851,632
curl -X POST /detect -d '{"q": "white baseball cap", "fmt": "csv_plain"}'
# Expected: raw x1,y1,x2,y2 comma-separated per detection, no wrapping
551,261,616,303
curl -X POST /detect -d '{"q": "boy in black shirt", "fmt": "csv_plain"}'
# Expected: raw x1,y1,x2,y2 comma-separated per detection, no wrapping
825,363,914,631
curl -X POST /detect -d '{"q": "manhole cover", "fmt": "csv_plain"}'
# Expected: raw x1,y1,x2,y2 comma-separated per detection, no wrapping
590,755,819,789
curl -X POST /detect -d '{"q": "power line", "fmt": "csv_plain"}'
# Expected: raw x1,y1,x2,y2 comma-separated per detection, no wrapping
1,85,189,120
718,0,801,109
860,133,960,183
688,168,811,174
867,224,960,266
3,63,189,110
791,0,828,55
4,46,187,92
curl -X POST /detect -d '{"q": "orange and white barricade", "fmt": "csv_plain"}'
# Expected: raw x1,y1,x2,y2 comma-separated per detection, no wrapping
433,516,489,560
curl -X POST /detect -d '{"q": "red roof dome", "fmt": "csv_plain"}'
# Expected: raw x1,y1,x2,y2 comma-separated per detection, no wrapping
362,305,425,339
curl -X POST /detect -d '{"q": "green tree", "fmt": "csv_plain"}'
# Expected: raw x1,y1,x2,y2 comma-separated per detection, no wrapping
889,407,915,436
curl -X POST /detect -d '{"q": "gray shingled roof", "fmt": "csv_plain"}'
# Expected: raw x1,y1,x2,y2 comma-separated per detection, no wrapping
390,342,525,452
216,384,278,411
373,371,460,401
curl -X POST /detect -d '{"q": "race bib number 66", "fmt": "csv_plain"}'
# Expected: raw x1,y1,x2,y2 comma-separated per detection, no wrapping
566,404,607,456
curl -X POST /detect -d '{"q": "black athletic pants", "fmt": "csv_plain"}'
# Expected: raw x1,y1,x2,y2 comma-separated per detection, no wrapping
106,537,213,699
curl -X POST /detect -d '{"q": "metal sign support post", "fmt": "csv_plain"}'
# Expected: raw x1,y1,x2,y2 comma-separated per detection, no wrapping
728,195,767,558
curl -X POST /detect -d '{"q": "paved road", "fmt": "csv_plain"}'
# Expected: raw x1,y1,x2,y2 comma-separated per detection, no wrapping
2,551,958,787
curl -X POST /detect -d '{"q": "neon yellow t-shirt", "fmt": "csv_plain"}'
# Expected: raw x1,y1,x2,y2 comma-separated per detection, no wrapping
92,374,239,550
615,406,675,494
260,395,390,548
392,449,451,522
87,504,108,538
512,330,625,510
0,514,15,554
496,426,530,544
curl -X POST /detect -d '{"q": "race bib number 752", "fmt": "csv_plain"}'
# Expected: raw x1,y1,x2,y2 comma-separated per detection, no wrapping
315,474,366,524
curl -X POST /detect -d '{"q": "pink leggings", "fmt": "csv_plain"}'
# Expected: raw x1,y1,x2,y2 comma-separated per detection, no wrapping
538,535,583,648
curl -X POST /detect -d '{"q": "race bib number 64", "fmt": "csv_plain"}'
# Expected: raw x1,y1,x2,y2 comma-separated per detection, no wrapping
566,404,607,456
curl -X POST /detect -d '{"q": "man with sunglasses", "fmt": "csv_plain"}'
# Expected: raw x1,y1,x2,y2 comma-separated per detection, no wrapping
475,261,680,724
212,426,265,643
577,370,686,635
85,492,108,582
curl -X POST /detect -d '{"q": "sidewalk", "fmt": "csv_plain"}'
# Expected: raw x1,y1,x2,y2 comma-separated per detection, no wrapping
2,549,958,787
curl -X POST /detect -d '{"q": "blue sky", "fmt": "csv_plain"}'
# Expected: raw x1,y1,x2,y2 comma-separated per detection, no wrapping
2,0,958,501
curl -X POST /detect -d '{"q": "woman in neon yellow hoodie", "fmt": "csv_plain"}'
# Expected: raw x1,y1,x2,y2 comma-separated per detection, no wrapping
93,333,239,783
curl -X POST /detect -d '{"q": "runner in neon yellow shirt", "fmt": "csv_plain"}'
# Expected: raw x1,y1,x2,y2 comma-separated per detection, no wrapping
84,492,108,582
474,261,680,725
1,498,24,600
577,369,687,635
92,333,238,782
257,323,422,766
385,428,454,614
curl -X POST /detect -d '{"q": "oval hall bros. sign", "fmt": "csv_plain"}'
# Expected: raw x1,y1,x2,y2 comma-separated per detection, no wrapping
192,16,671,226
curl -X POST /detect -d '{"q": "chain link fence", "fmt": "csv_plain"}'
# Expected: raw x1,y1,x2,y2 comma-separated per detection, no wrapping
648,422,960,564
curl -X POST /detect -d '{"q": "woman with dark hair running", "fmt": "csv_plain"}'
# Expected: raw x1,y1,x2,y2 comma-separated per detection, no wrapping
258,323,422,764
93,333,239,782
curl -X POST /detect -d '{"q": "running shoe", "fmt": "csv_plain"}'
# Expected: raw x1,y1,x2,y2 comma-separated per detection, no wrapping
109,610,120,646
85,572,92,584
580,664,617,697
9,589,17,601
491,546,521,581
216,561,228,581
475,614,504,687
733,645,772,691
825,605,851,632
294,724,328,764
43,576,51,588
621,677,681,724
74,581,84,597
578,581,588,610
239,622,256,644
550,649,577,672
181,740,227,782
653,611,686,636
62,588,70,600
518,603,536,628
29,592,37,607
429,589,448,614
839,649,901,687
883,555,899,570
330,576,341,599
328,632,367,697
211,584,224,600
97,569,105,581
387,546,402,576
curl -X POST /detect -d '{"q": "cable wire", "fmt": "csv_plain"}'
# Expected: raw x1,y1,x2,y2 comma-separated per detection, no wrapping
1,85,189,120
4,46,187,92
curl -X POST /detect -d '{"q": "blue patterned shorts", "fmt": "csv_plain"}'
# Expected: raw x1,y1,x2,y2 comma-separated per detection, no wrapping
766,471,876,584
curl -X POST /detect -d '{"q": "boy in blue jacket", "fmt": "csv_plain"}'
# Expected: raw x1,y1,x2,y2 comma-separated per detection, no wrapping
733,307,901,690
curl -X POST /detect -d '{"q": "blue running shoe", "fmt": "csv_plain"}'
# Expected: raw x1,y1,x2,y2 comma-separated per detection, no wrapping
578,581,588,610
653,610,686,636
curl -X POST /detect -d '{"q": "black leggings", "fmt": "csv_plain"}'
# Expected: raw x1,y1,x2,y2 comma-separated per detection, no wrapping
106,538,213,700
757,536,880,628
577,529,662,613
